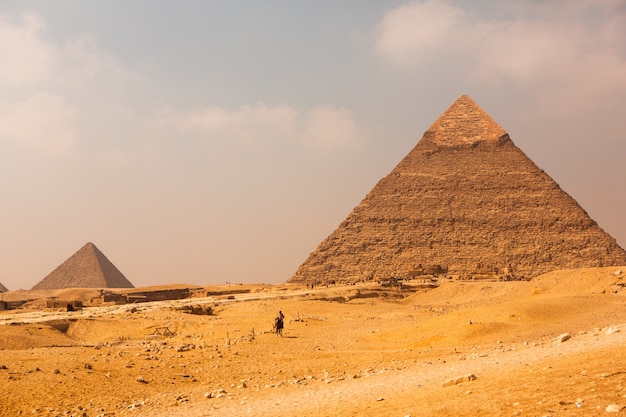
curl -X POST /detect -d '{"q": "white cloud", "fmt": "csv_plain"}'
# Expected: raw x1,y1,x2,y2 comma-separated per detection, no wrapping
373,1,626,88
0,92,77,155
160,102,364,149
300,105,362,149
0,12,140,156
61,33,137,86
0,13,57,87
1,11,365,159
173,101,298,143
373,1,466,65
372,1,626,125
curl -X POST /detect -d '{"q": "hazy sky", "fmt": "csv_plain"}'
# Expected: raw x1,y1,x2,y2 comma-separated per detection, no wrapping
1,1,625,290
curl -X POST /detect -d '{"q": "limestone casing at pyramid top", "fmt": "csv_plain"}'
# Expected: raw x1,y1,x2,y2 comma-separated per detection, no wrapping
423,95,508,147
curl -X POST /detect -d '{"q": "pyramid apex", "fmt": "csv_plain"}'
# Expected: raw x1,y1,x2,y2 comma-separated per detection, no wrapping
424,95,507,147
78,242,99,254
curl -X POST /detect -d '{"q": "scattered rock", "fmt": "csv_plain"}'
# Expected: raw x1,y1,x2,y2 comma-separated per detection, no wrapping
128,401,145,410
606,404,623,413
206,389,227,399
176,344,195,352
554,333,572,343
178,304,213,315
84,363,92,370
442,374,477,387
136,376,147,383
175,395,189,403
606,326,620,335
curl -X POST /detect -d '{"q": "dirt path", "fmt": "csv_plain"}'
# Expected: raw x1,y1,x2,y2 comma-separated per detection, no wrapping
175,323,626,417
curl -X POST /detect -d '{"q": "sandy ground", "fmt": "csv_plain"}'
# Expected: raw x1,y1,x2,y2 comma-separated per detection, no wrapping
1,266,626,416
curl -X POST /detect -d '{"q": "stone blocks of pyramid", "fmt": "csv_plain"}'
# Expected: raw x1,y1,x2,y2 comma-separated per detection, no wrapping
0,282,8,292
32,242,134,290
289,95,626,283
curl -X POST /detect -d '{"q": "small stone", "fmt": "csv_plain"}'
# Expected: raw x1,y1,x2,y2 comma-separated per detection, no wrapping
442,374,477,387
136,376,146,383
606,404,623,413
209,388,226,399
606,326,620,335
84,363,92,370
554,333,571,343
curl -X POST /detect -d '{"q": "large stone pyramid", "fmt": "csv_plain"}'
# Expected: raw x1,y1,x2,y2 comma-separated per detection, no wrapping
289,95,626,283
0,282,8,292
32,242,134,290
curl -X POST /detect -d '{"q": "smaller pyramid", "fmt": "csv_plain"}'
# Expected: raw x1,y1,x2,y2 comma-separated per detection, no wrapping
0,282,8,292
32,242,134,290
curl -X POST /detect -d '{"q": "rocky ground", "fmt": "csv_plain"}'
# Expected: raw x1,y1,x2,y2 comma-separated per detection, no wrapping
1,266,626,416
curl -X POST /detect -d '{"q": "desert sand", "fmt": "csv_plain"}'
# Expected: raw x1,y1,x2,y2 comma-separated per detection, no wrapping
2,266,626,416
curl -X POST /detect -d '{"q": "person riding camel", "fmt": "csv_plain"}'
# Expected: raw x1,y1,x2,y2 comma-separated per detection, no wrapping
275,310,285,336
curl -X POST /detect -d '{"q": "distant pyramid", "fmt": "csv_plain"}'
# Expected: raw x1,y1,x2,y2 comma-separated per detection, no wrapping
0,282,8,292
289,95,626,283
32,242,134,290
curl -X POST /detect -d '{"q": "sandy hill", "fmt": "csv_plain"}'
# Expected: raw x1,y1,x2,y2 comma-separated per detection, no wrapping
31,242,134,290
290,95,626,284
1,266,625,416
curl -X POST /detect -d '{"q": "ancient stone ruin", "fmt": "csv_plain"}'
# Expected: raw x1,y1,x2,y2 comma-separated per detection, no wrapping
289,95,626,284
32,242,134,289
